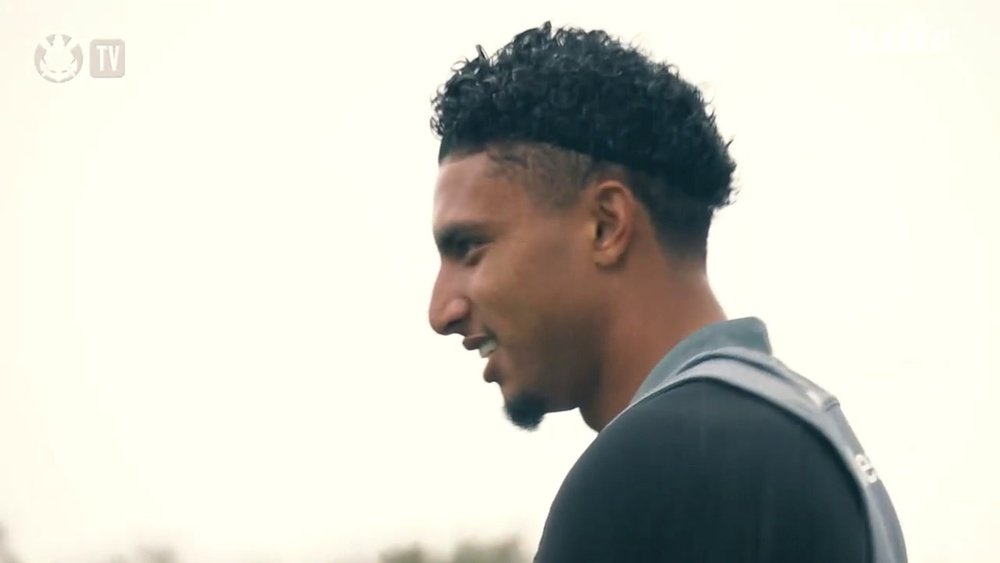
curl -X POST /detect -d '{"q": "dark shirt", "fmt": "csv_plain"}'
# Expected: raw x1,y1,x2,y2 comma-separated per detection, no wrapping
534,319,872,562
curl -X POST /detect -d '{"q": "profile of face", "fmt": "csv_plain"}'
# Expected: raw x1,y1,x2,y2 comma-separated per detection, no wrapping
428,152,610,430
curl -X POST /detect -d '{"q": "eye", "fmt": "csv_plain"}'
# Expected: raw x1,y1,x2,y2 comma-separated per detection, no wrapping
458,238,488,264
436,227,491,265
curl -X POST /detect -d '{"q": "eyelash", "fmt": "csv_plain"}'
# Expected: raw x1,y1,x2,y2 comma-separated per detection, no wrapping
458,239,487,262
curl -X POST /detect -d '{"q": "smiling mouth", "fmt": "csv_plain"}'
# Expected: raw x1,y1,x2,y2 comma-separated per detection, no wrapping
478,338,498,358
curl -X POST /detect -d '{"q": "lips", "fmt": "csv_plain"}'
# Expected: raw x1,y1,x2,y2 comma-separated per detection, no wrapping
462,334,498,357
483,356,500,384
477,338,498,358
462,334,500,382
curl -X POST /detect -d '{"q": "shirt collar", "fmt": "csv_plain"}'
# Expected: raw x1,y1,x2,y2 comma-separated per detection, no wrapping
628,316,773,405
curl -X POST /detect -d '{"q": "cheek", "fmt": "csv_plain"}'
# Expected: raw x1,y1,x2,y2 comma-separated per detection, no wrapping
467,256,520,316
473,253,592,335
471,254,553,307
468,228,593,329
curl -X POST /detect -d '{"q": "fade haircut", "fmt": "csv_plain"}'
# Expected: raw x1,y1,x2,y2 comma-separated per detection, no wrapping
430,22,738,262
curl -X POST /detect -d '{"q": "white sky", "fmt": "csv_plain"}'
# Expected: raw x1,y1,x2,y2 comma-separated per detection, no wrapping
1,1,998,562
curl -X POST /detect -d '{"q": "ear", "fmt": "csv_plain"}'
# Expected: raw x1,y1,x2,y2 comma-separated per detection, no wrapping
588,180,637,268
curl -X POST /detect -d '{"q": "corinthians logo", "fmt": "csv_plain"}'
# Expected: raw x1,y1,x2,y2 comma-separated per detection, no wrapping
35,34,84,83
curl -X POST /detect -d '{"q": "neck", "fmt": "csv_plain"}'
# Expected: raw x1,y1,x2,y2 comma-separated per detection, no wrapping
578,263,726,432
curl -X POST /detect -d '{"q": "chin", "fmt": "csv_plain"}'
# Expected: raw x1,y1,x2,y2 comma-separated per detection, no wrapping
503,392,548,431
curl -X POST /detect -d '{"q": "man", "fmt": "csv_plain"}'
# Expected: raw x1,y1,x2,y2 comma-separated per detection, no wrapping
427,22,907,563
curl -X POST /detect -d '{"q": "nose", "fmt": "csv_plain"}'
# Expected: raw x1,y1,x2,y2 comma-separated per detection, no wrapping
428,269,470,336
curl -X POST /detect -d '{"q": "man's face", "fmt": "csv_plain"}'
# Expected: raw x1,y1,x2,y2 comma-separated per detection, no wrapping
429,152,604,430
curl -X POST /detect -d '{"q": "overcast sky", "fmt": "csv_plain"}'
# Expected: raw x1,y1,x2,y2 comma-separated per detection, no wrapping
1,1,998,562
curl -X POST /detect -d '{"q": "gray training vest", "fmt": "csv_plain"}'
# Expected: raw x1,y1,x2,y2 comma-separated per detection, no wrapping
613,345,908,563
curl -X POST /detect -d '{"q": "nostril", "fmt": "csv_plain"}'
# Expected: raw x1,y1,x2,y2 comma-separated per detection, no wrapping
431,297,470,335
442,318,464,336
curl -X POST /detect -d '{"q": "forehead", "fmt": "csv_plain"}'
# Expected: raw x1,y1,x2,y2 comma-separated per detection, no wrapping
432,152,531,228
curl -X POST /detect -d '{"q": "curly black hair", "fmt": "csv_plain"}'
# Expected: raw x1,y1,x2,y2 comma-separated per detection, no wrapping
430,21,738,261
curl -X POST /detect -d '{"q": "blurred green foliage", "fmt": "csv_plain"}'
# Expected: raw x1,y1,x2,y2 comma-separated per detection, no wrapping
379,537,526,563
0,523,528,563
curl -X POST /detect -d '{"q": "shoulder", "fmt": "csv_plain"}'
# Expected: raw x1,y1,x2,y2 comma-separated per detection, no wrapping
593,378,827,468
550,379,814,515
535,379,871,562
585,378,867,494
